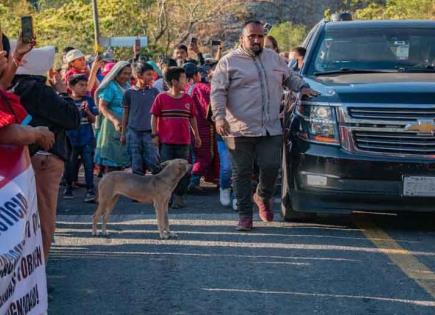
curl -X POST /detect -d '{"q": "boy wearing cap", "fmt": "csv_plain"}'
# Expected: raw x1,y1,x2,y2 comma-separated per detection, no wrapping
64,74,98,202
183,62,219,193
64,49,87,80
64,48,102,92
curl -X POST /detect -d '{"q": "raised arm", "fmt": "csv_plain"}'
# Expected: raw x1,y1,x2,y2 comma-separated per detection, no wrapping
0,34,34,89
87,56,103,92
215,43,224,61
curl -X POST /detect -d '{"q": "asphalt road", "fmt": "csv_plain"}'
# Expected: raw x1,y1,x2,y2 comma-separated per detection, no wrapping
47,185,435,315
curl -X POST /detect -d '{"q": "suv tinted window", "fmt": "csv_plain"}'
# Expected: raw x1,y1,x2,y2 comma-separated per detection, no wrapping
309,28,435,74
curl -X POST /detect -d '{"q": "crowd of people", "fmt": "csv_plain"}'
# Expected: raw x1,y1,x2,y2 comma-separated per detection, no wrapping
0,21,317,306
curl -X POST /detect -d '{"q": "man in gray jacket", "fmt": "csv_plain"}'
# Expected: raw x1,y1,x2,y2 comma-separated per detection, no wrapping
211,20,317,231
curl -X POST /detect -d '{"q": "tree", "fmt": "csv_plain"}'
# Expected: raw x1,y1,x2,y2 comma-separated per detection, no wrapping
268,22,307,52
0,0,236,58
354,0,435,19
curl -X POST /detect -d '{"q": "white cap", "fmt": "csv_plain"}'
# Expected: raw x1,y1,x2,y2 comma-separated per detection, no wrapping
65,49,85,63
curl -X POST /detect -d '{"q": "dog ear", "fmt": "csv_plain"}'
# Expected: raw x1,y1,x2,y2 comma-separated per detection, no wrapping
177,163,189,176
160,160,171,168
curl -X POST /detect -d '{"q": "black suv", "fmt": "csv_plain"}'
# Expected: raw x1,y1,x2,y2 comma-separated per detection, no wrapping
282,20,435,219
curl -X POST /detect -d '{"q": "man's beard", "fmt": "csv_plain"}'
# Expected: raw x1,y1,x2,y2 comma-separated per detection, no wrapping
176,59,184,67
248,44,262,56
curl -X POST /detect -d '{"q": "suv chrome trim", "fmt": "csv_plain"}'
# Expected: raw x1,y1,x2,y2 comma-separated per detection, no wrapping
336,104,435,158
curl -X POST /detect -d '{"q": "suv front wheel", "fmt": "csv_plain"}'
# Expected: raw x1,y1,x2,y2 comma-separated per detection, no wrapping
281,144,317,222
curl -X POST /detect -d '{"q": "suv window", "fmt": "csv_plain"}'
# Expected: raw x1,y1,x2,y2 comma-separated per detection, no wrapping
309,28,435,74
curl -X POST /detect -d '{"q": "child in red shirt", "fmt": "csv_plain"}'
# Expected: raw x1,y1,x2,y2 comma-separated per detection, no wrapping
151,67,201,208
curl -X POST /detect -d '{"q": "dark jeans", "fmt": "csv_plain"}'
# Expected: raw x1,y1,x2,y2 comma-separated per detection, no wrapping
127,128,160,175
160,143,191,197
65,143,95,190
225,136,282,219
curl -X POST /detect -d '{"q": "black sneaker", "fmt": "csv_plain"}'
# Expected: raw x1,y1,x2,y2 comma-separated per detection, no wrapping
63,187,73,199
84,190,96,203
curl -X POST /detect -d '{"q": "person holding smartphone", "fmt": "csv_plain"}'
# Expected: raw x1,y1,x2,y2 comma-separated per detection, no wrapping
0,22,35,89
0,36,54,150
188,37,205,65
11,42,80,262
172,37,205,66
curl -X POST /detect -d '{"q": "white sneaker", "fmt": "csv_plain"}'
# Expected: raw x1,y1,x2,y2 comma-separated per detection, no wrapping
232,198,237,211
219,188,231,207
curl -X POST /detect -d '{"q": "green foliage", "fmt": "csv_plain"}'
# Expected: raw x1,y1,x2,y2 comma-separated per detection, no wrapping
325,0,385,18
268,22,307,52
354,0,435,19
0,0,233,61
2,0,431,65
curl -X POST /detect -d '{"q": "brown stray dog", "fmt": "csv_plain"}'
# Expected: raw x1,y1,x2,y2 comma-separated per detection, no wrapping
92,159,191,239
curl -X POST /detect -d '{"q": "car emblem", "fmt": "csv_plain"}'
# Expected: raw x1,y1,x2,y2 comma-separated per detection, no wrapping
404,119,435,135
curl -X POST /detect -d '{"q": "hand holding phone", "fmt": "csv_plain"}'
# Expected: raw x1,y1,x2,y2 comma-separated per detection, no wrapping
13,16,35,61
133,37,141,55
189,37,199,54
264,23,272,34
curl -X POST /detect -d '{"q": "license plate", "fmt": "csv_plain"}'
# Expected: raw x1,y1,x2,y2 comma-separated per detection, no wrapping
403,176,435,197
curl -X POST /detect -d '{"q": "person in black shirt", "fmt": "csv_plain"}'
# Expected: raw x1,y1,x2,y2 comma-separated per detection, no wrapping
12,45,80,262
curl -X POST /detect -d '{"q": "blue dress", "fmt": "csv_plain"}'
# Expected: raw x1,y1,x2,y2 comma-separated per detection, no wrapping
94,81,130,168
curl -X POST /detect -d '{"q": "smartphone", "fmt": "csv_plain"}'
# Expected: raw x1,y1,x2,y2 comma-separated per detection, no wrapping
21,16,34,43
264,23,272,34
190,37,197,45
135,38,141,48
0,22,3,51
158,54,169,65
211,40,221,46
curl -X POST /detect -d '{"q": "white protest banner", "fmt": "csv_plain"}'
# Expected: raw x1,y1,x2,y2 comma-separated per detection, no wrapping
0,145,47,315
100,36,148,47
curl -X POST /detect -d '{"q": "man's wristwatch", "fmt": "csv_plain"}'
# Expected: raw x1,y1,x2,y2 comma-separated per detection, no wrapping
151,133,158,138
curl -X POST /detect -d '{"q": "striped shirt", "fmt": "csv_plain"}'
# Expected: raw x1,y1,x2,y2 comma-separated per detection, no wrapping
150,92,196,145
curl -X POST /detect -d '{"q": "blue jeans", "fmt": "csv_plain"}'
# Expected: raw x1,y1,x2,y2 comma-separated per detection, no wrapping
217,135,232,189
189,147,200,187
127,128,160,175
160,144,190,196
65,143,95,190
